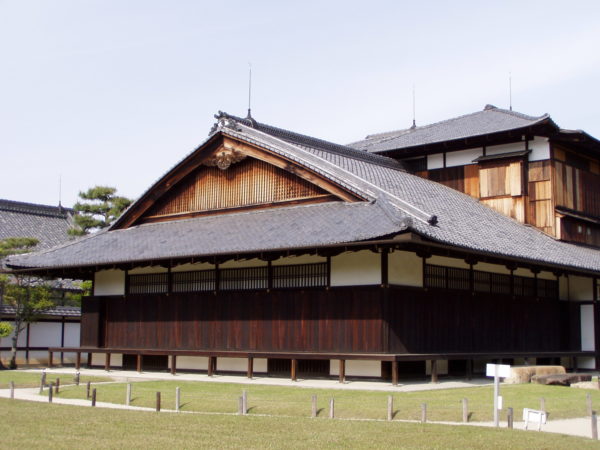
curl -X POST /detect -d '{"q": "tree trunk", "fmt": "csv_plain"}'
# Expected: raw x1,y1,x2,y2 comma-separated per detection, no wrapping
9,332,18,369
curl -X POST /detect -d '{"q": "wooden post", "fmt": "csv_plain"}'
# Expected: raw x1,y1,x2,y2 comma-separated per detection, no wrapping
462,398,468,423
126,383,131,406
291,359,298,382
421,403,427,423
392,360,398,386
465,359,472,381
74,371,80,386
329,398,335,419
430,360,438,383
588,392,593,416
540,397,546,413
48,351,53,368
39,380,44,394
311,395,317,418
171,355,177,375
86,381,91,399
339,360,345,384
48,383,53,403
507,407,514,429
76,352,81,371
208,356,214,377
247,357,254,379
156,392,161,412
387,396,393,421
87,352,92,369
55,378,60,394
91,388,97,407
9,381,14,399
136,354,143,373
175,387,181,412
242,390,248,415
593,411,598,440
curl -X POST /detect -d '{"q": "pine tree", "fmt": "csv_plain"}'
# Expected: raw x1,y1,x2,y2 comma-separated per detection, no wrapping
69,186,132,235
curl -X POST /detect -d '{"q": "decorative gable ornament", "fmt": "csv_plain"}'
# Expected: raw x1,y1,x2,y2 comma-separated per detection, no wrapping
203,147,247,170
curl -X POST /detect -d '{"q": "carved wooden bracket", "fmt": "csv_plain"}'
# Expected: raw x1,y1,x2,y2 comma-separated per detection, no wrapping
203,147,247,170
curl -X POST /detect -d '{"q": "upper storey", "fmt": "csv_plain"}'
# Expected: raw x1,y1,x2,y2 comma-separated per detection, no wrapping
350,105,600,248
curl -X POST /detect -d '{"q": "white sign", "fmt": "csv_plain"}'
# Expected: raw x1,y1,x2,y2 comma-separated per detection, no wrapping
486,363,511,378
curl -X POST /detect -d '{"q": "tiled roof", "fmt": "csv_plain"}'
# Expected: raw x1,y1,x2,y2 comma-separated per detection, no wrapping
0,199,75,250
348,105,551,153
5,113,600,275
0,304,80,318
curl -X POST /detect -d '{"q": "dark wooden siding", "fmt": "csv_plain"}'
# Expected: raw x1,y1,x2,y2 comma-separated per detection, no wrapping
80,297,102,347
84,285,577,354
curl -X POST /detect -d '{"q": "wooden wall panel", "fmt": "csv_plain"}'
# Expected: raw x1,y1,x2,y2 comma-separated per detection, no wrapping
481,197,525,222
80,297,102,347
463,165,480,198
91,285,576,355
143,157,330,220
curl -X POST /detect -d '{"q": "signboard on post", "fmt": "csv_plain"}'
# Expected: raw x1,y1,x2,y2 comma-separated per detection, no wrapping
486,363,511,427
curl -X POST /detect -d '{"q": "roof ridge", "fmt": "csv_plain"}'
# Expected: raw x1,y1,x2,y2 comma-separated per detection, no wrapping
213,112,405,171
358,105,548,143
0,198,73,218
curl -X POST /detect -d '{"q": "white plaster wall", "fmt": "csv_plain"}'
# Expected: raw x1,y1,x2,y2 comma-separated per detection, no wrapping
529,137,550,161
429,255,470,269
474,262,511,275
272,254,326,266
446,148,483,167
174,356,209,370
91,353,105,366
91,353,122,367
216,357,248,372
64,323,80,347
220,259,267,269
426,360,449,375
577,357,596,370
29,322,62,347
172,262,214,272
580,305,595,351
427,153,444,170
486,141,526,156
129,266,168,275
330,360,381,377
0,323,26,346
569,276,594,301
331,251,381,287
388,250,423,287
110,354,123,367
94,269,125,296
559,275,569,300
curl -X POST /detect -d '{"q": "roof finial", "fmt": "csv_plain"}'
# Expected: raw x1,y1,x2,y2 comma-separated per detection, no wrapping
58,174,63,210
509,71,513,111
411,84,416,128
247,62,253,119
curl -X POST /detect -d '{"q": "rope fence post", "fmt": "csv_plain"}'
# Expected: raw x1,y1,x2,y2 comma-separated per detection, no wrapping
126,383,131,406
387,396,393,421
329,398,335,419
507,407,513,429
48,382,53,403
176,387,181,412
156,392,161,412
91,388,97,407
9,381,14,399
592,411,598,440
311,395,317,418
421,403,427,423
462,398,469,423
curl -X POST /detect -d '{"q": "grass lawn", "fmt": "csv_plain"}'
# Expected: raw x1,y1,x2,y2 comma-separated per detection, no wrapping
1,398,597,449
0,370,112,389
52,379,600,422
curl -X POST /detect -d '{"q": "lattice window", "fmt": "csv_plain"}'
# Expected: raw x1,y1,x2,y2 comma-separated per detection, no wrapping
220,266,268,291
424,264,447,289
128,273,169,294
172,270,215,293
272,263,327,289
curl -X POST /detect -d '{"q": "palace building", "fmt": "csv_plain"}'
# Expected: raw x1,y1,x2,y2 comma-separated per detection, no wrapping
3,109,600,382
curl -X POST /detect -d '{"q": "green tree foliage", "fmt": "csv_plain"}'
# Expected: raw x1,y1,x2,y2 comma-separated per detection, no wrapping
0,322,13,369
69,186,133,236
0,238,52,369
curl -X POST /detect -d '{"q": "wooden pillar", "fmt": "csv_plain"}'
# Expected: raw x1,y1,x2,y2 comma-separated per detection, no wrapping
104,353,111,371
76,352,81,371
381,249,389,288
48,350,53,368
430,360,438,383
594,278,600,370
326,256,331,288
167,265,173,294
171,355,177,375
60,317,66,365
87,352,92,368
25,323,31,364
392,360,398,386
573,356,578,372
267,261,273,291
339,360,345,383
291,359,298,381
247,357,254,379
136,354,143,373
208,356,215,377
465,359,473,381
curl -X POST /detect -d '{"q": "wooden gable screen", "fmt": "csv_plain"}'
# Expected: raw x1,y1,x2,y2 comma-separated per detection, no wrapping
141,157,333,222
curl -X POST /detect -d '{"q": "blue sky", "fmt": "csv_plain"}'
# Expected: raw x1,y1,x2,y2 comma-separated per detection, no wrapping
1,0,599,207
